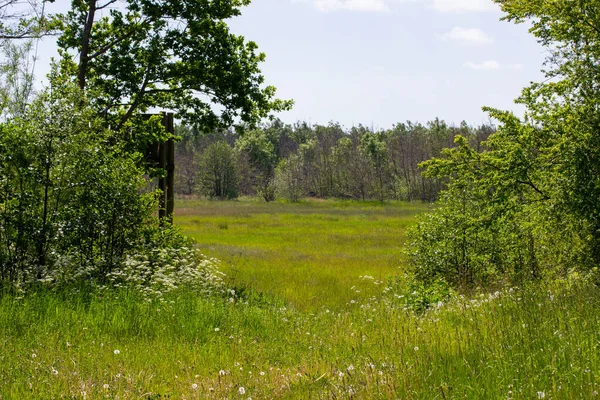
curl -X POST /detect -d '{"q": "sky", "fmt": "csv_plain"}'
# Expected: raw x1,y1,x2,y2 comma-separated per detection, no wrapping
35,0,548,130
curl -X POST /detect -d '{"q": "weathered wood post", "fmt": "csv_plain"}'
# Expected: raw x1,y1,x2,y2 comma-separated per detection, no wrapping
144,112,175,224
165,113,175,223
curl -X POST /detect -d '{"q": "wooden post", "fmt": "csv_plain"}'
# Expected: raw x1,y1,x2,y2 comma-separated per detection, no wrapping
143,112,175,225
158,113,167,223
166,113,175,223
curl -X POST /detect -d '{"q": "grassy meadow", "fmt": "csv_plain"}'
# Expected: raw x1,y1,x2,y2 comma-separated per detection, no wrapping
174,198,428,310
2,198,600,399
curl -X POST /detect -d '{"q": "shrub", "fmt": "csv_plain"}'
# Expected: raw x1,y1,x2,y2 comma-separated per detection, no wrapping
0,80,156,288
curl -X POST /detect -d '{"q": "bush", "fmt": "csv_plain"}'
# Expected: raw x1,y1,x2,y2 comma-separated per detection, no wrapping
0,80,156,288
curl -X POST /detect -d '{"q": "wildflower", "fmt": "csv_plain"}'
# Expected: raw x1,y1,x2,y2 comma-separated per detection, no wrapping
51,368,58,375
414,346,419,351
260,371,265,376
219,369,226,376
238,387,246,395
537,391,546,399
347,365,355,372
103,384,109,390
191,383,198,390
214,328,220,332
113,349,120,355
31,353,37,358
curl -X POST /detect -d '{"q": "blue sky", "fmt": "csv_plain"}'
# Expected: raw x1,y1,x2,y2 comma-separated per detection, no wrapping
37,0,547,129
226,0,547,128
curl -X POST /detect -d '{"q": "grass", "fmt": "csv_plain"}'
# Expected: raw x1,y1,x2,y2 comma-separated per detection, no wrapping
174,198,429,310
2,281,600,398
2,198,600,399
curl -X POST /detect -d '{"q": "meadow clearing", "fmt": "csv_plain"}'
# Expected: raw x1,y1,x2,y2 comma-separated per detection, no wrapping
1,199,600,399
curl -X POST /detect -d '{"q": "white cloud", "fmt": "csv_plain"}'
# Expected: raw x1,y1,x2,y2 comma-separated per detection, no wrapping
313,0,389,12
442,27,493,45
431,0,498,13
295,0,498,13
464,60,524,70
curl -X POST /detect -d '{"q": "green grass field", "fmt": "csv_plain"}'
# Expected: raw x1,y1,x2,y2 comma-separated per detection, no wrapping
2,199,600,399
174,198,429,310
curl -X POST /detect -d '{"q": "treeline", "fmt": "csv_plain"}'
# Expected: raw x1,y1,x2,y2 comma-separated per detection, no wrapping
174,119,494,202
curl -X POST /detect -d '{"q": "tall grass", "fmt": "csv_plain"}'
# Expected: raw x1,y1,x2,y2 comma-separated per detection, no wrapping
1,280,599,398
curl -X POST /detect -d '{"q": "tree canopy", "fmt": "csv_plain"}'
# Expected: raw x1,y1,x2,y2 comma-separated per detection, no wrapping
57,0,292,130
408,0,600,288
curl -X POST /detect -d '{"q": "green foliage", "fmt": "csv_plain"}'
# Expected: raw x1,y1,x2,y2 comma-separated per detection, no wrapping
0,77,156,287
57,0,292,130
235,127,280,201
197,141,238,200
274,153,304,202
408,1,600,290
385,276,453,314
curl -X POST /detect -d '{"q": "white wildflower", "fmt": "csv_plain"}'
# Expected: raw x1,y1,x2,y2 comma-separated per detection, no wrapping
238,387,246,395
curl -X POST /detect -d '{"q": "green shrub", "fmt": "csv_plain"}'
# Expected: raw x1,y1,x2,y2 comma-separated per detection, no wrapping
0,80,156,288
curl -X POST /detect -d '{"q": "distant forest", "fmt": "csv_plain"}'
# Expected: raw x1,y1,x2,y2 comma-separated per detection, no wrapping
174,119,495,202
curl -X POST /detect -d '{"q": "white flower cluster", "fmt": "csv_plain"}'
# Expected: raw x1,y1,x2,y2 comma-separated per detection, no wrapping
107,244,225,300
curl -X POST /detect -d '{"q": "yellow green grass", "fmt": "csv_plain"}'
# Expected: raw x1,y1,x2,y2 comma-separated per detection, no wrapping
174,198,428,310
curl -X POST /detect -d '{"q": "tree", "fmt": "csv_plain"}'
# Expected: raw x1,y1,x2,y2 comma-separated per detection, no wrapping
362,131,389,203
274,154,304,202
198,141,238,200
235,127,279,201
408,0,600,289
57,0,292,130
495,0,600,265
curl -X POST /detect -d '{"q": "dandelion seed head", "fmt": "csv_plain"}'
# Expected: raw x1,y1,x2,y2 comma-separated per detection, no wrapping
191,383,198,390
238,387,246,395
113,349,120,355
